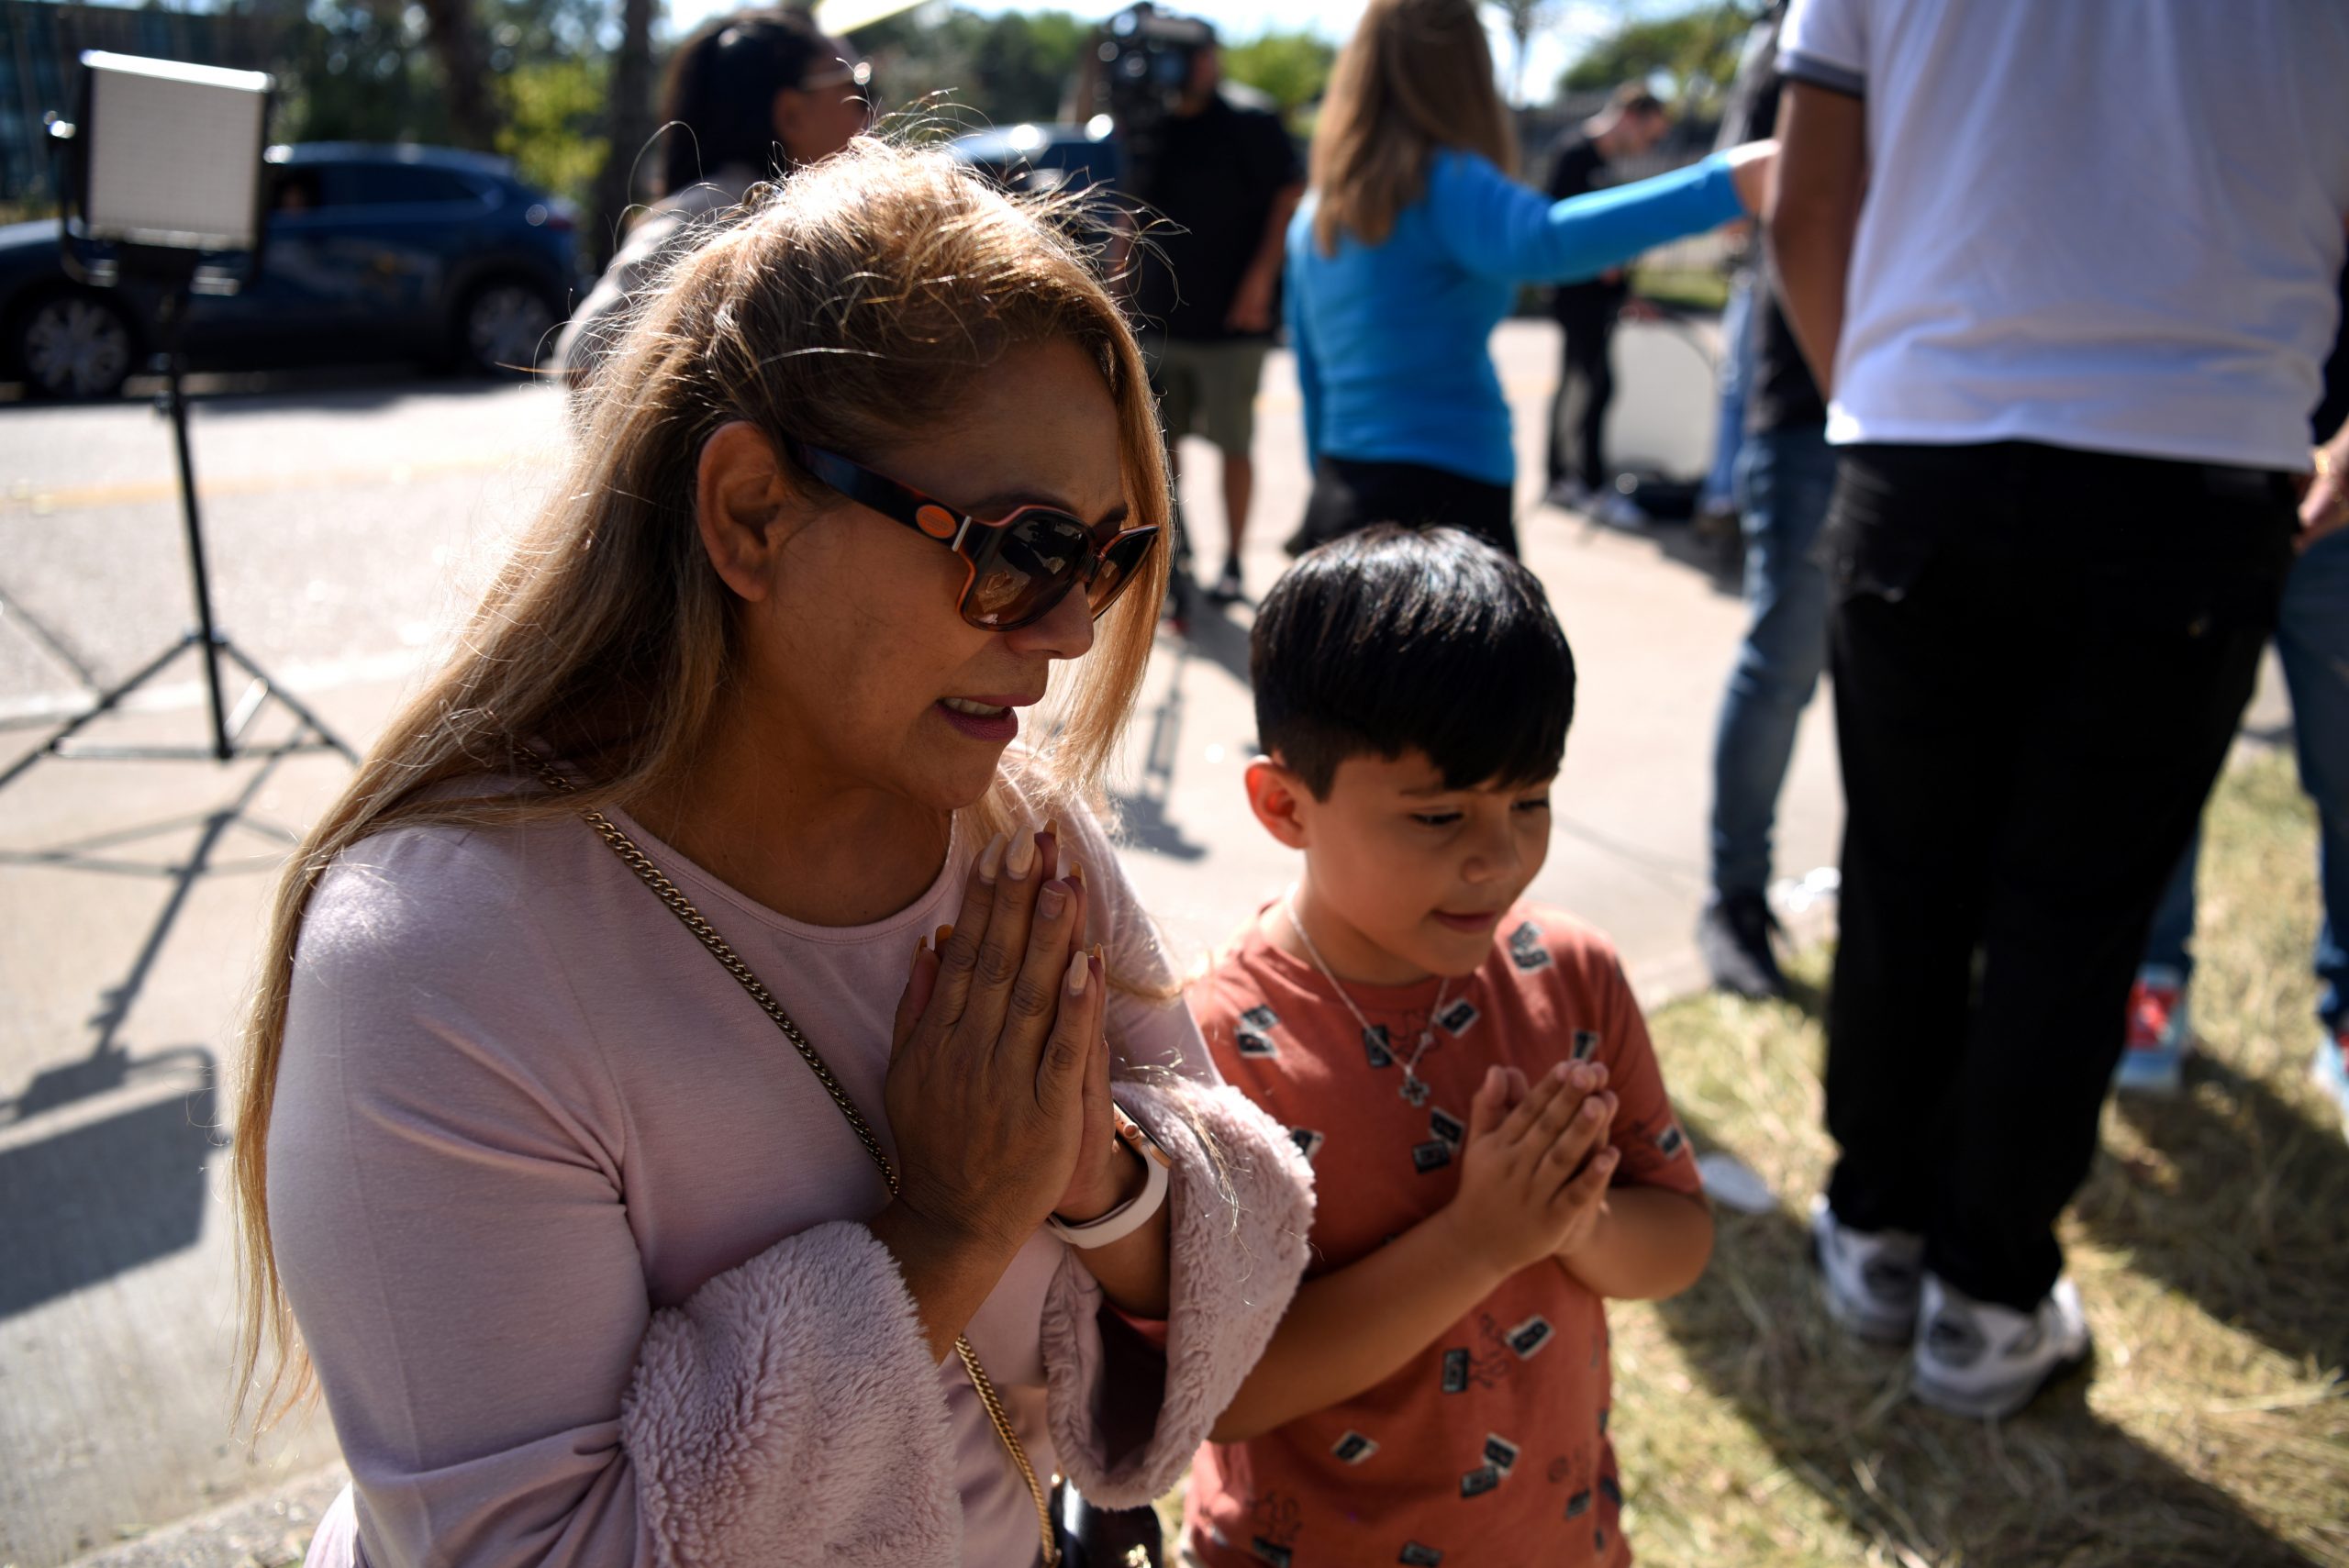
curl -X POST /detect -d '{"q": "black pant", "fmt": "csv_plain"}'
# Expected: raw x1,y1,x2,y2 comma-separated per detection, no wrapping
1547,305,1616,491
1821,441,2297,1310
1296,455,1518,558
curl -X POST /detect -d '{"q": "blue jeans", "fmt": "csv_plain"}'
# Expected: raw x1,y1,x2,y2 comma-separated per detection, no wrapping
2143,525,2349,1029
1709,423,1838,895
1701,270,1757,512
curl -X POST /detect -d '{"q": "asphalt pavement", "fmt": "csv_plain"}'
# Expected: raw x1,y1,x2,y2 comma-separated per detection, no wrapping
0,317,2062,1564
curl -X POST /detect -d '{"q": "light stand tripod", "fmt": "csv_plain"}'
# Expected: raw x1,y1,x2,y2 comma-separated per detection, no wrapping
0,269,354,797
0,52,354,799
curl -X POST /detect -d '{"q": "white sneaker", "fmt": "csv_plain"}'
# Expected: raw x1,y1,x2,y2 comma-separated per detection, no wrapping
1911,1273,2092,1419
1809,1195,1924,1343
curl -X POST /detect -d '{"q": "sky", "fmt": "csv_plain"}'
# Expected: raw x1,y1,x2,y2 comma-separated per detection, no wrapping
663,0,1690,106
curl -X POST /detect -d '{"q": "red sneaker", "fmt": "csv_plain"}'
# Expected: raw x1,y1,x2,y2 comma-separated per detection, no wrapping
2115,965,2190,1095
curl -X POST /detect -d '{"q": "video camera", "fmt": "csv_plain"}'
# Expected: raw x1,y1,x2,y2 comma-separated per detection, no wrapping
1093,2,1214,196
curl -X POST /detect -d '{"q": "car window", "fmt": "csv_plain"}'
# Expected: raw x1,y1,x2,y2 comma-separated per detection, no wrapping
269,168,332,213
333,163,486,207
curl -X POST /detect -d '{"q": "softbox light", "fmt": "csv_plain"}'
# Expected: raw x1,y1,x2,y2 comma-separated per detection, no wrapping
76,51,272,253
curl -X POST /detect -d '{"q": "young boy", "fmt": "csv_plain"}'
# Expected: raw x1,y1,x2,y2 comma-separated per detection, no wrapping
1184,526,1711,1568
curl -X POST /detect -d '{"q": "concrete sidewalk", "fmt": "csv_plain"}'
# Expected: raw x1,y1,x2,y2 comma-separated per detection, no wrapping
1,318,1832,1565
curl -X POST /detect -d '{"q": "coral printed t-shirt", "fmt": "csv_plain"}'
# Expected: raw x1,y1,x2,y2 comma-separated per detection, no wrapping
1184,904,1703,1568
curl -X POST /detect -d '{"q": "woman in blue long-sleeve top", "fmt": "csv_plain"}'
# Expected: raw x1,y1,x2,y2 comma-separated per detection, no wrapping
1286,0,1775,557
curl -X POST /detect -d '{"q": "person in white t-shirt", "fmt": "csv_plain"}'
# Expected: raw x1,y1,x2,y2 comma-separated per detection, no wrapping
1766,0,2349,1420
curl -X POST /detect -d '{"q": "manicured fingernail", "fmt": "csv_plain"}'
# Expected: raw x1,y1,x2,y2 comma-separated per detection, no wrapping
977,831,1008,883
1089,948,1104,984
935,925,953,949
1065,949,1089,995
1038,881,1068,920
1006,828,1039,881
1069,859,1085,889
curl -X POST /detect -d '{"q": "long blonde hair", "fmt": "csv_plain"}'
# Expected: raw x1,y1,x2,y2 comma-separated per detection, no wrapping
230,139,1172,1431
1309,0,1518,255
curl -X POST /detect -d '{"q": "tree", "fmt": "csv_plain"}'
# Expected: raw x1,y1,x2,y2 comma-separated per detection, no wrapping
1221,28,1335,121
588,0,657,264
1486,0,1561,107
1558,2,1757,113
274,0,449,145
416,0,502,147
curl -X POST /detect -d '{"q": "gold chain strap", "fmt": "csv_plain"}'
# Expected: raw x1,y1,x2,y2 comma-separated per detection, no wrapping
536,765,1062,1567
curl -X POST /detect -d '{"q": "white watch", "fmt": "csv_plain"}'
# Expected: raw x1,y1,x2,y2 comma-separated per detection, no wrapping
1046,1102,1172,1249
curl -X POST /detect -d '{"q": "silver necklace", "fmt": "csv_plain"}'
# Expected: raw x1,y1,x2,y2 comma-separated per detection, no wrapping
1284,887,1450,1107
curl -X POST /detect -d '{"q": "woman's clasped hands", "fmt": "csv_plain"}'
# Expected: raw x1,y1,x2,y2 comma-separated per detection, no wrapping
884,823,1129,1268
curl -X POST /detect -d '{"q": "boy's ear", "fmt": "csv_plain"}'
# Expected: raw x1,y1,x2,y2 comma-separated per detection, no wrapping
1245,754,1313,851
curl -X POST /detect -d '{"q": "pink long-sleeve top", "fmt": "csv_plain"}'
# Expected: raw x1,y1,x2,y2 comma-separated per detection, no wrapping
268,773,1314,1567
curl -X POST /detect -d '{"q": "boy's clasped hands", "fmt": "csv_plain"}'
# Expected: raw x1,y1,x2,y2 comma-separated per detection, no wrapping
1444,1062,1621,1280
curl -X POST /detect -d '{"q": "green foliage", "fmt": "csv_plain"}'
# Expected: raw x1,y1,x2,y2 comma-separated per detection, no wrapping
273,0,609,207
1221,28,1336,120
495,56,607,209
1559,1,1758,112
274,0,454,146
858,6,1091,128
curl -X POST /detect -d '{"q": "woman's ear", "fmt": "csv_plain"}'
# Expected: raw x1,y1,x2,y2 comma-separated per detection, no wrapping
1245,755,1313,851
696,420,797,602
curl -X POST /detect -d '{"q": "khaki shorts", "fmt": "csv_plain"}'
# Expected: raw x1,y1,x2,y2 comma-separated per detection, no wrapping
1150,337,1270,457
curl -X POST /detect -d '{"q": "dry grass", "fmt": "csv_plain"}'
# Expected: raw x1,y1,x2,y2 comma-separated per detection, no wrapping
1144,750,2348,1565
1612,749,2349,1567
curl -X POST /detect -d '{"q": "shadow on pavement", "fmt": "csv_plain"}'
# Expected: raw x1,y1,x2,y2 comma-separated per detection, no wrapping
0,1049,218,1319
0,755,299,1318
1115,632,1208,862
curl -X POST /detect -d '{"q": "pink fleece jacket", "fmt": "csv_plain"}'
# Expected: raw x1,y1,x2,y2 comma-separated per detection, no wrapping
270,778,1313,1568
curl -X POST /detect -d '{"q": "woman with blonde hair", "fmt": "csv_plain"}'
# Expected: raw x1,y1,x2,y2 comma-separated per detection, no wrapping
1286,0,1774,556
236,139,1312,1568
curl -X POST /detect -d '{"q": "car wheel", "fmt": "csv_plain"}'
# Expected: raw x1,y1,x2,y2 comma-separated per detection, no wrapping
17,289,138,400
457,278,561,377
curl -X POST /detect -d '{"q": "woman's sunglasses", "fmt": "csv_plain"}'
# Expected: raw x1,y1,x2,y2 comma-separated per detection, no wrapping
798,58,879,116
786,440,1160,632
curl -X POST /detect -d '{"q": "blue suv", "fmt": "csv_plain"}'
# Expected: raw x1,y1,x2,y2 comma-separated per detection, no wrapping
0,142,583,399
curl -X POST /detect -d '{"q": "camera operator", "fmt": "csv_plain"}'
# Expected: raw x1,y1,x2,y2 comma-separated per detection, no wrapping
1115,10,1305,606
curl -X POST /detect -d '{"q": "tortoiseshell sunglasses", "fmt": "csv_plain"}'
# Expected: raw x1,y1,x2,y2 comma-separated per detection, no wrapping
787,440,1160,631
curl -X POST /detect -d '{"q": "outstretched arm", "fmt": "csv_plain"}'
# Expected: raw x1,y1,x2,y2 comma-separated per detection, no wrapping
1428,146,1767,287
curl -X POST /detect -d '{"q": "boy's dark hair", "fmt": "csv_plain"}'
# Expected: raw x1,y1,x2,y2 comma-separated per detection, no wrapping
1252,525,1576,798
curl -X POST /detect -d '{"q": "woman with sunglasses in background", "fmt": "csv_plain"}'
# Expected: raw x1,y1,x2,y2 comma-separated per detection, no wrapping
237,140,1314,1568
555,6,876,391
